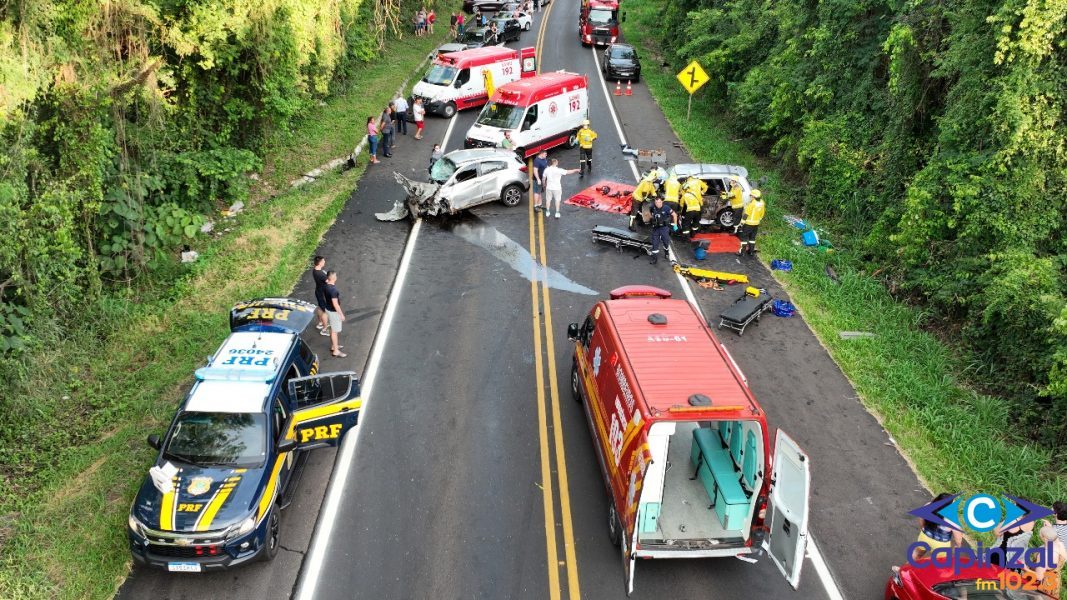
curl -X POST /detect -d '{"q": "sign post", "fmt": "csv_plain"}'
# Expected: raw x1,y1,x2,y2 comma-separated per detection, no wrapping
676,60,710,122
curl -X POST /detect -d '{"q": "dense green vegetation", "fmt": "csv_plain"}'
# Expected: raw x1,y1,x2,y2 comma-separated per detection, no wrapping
640,0,1066,448
0,1,450,596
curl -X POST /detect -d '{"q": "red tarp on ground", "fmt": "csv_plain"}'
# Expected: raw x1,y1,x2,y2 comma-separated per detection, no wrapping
691,232,742,253
565,181,634,214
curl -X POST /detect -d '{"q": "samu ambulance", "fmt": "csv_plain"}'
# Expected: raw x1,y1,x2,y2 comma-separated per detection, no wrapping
127,299,361,571
567,286,813,594
413,46,537,118
464,71,588,158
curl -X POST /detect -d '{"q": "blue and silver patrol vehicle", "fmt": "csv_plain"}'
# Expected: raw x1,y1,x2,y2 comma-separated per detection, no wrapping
127,298,361,572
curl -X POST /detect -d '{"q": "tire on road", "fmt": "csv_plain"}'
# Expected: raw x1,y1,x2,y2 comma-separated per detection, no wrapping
608,502,622,546
442,101,457,119
567,131,578,148
259,509,280,562
571,360,582,403
500,183,524,207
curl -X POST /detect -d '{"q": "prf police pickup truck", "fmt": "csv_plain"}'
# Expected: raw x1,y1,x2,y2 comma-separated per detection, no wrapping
127,298,361,572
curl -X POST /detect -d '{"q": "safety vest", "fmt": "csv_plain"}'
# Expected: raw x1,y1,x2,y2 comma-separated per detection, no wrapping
664,177,680,203
632,179,657,202
742,199,765,226
577,127,597,149
723,185,744,209
683,177,708,196
681,190,702,213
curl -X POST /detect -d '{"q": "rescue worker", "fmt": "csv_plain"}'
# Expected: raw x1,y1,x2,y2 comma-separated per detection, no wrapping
682,175,708,199
721,176,745,224
737,189,765,256
663,172,681,216
628,170,660,230
680,185,703,237
577,119,597,177
648,196,678,265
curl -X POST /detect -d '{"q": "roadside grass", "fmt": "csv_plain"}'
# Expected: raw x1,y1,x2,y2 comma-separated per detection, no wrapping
0,22,453,599
622,0,1066,518
262,29,450,190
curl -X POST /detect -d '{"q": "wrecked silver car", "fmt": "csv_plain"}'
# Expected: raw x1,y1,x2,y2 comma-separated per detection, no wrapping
376,148,529,221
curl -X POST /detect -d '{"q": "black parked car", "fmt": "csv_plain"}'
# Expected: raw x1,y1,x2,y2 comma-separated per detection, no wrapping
602,43,641,82
489,18,524,42
455,25,514,48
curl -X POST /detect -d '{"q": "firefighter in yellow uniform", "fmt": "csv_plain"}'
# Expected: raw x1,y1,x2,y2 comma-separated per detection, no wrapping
721,176,745,226
680,185,703,238
682,176,708,199
663,173,681,215
738,189,765,256
628,171,660,230
577,119,597,178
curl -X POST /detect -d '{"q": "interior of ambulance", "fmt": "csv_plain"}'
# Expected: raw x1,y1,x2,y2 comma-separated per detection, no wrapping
637,419,764,547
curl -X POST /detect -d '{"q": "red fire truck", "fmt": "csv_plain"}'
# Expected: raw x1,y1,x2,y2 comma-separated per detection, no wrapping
567,285,813,594
579,0,620,47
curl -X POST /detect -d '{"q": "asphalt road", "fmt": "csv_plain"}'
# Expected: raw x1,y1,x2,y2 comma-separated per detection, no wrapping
117,1,935,598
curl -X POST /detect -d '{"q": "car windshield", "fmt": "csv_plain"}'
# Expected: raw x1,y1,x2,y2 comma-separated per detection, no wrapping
429,157,458,183
931,580,1051,600
165,412,266,467
460,30,485,43
423,64,458,85
610,46,635,59
477,102,525,129
588,9,616,24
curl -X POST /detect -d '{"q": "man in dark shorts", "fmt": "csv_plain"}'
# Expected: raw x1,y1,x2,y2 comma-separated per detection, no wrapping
323,271,346,358
312,256,330,335
532,150,549,211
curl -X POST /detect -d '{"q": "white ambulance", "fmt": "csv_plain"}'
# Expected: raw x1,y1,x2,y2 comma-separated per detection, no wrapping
412,46,537,118
464,71,589,158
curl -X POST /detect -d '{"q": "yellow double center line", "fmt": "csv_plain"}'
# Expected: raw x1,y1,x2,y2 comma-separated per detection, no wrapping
529,3,580,599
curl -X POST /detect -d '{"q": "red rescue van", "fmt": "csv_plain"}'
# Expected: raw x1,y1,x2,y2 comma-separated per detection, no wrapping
567,285,812,594
579,0,620,46
464,71,588,158
412,46,537,118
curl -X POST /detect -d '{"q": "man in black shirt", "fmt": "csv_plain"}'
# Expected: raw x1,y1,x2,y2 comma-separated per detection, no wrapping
312,256,330,335
648,197,678,265
323,271,346,358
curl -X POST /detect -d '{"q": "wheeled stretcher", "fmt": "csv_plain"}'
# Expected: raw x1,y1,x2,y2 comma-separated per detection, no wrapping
718,290,774,336
592,225,653,255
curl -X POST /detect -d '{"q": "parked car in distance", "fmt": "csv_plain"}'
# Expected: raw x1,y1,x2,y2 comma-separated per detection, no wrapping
489,17,524,42
377,148,530,220
602,43,641,81
498,10,533,30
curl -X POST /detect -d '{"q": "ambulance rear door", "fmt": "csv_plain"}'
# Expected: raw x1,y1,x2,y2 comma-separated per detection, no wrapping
519,47,537,77
763,429,811,589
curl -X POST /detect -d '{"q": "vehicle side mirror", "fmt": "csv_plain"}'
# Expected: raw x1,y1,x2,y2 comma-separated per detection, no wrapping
277,438,297,453
567,323,580,341
455,79,464,88
147,434,161,450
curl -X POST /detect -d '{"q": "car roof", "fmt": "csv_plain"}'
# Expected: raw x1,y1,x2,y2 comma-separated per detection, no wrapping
670,163,749,179
184,331,296,414
602,298,759,416
444,148,520,164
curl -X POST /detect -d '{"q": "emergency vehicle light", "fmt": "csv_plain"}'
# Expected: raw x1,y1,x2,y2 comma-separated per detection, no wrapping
667,404,745,413
609,285,672,300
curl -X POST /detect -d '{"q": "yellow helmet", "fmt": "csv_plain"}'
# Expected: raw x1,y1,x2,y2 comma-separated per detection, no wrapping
751,189,763,199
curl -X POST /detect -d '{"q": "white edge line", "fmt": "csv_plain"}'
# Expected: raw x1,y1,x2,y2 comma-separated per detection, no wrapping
294,114,457,600
590,46,848,600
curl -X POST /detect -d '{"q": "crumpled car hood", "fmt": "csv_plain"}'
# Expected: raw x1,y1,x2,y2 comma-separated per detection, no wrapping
376,173,444,221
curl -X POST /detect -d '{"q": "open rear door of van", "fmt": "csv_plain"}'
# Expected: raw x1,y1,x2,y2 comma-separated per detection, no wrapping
763,429,811,589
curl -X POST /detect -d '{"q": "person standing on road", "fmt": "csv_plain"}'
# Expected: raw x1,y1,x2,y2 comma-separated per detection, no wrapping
680,185,703,238
379,104,395,158
737,189,765,256
366,116,380,164
542,158,579,219
532,149,549,212
413,98,426,140
576,119,597,177
393,94,409,137
312,256,330,335
323,271,347,358
648,196,678,265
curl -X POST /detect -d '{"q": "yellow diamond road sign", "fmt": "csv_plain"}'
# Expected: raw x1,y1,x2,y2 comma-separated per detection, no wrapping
677,60,710,94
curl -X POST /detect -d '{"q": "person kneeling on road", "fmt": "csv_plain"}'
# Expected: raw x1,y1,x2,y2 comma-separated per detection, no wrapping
737,189,765,257
628,171,660,230
649,196,678,265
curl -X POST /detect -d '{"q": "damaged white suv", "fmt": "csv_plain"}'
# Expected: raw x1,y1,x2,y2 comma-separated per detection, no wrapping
378,148,529,221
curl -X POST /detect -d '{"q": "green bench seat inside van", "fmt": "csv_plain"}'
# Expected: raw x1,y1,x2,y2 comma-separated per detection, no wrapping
690,427,749,530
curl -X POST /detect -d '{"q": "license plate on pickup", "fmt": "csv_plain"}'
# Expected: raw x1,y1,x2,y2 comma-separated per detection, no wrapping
167,562,202,573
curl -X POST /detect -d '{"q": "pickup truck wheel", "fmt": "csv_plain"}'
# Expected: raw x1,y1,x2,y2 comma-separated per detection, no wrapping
501,183,523,207
442,102,457,119
571,360,581,402
259,509,280,562
608,502,622,546
717,208,739,229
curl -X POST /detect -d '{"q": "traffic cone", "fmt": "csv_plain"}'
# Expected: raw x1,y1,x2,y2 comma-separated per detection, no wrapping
625,80,633,96
614,80,622,96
